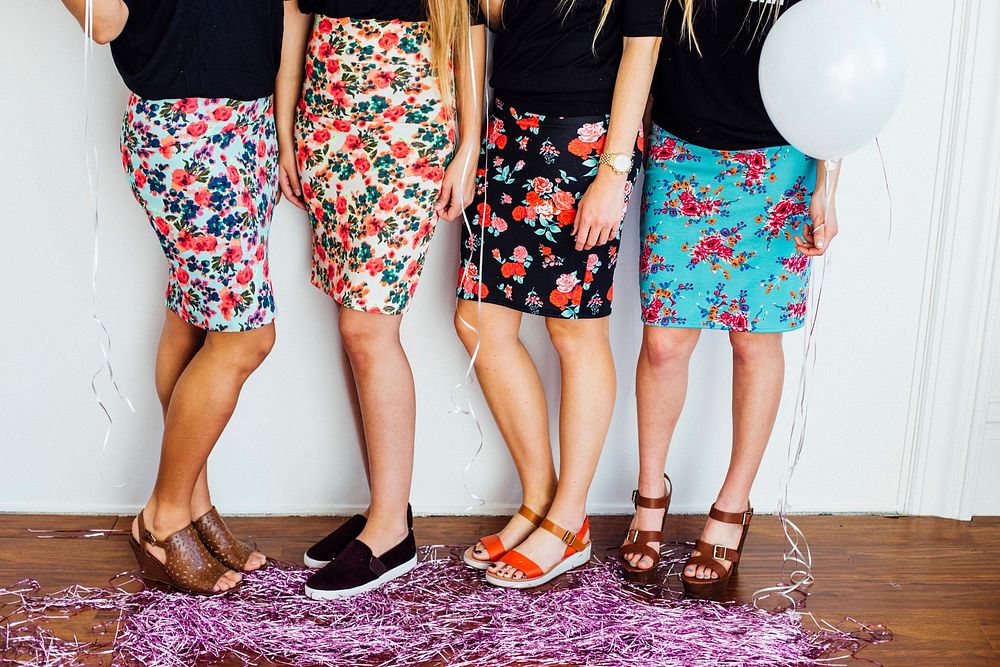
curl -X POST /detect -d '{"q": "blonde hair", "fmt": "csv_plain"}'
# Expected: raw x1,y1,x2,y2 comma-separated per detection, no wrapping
670,0,782,54
425,0,472,105
557,0,616,50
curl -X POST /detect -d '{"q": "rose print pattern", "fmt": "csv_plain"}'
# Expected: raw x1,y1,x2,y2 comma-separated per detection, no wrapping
121,95,279,331
296,17,455,314
457,97,641,319
640,124,815,333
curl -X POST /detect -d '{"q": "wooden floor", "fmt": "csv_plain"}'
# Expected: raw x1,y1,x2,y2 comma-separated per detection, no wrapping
1,514,998,665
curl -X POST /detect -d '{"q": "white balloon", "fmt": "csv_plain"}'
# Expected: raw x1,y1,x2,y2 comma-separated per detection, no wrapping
759,0,906,161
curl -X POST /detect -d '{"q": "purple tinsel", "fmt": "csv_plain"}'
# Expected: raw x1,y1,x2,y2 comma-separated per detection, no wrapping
1,546,887,666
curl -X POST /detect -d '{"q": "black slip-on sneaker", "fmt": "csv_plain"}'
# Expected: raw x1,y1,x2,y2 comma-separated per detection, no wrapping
303,531,418,600
303,504,413,568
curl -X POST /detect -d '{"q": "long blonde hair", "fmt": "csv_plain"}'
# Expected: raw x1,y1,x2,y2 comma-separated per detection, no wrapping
425,0,472,105
556,0,616,50
670,0,783,54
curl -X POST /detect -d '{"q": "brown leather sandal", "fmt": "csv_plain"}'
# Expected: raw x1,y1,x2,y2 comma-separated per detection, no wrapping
462,504,544,570
619,474,672,584
129,511,237,596
681,503,753,600
193,506,263,572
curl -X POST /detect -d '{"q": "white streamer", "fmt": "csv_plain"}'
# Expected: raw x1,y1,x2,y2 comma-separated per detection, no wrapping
83,0,135,488
449,5,492,510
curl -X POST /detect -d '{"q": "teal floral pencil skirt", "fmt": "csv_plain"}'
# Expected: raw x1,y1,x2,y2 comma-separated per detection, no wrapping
639,124,816,333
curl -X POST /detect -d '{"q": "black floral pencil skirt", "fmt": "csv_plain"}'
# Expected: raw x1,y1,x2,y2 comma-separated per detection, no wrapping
457,97,641,319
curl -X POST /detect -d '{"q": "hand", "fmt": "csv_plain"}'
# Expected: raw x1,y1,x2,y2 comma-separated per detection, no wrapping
435,143,478,221
278,141,306,211
794,191,838,256
573,172,625,251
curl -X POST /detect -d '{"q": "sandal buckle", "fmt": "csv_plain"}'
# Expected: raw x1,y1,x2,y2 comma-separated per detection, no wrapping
742,510,753,525
561,530,577,545
631,490,638,506
626,528,640,543
712,544,728,560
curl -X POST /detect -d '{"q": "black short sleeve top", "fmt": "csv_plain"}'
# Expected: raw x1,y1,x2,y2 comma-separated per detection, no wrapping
489,0,663,116
650,0,801,149
110,0,285,101
299,0,484,24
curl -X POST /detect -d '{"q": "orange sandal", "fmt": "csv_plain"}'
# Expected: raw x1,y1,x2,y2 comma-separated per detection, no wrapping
619,474,672,584
462,504,544,570
485,516,591,589
681,503,753,600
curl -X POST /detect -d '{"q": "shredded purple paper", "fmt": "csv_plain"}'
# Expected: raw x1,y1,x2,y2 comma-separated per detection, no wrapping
0,545,888,666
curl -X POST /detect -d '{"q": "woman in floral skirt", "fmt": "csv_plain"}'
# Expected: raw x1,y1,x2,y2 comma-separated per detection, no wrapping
60,0,290,596
456,0,662,588
275,0,484,598
620,0,840,599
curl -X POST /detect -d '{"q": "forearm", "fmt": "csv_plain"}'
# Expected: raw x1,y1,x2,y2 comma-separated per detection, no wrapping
598,36,661,182
274,4,313,148
60,0,128,44
814,158,843,200
454,25,486,151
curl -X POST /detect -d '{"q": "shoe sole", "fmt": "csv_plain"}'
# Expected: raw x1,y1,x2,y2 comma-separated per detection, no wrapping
485,544,592,589
303,552,331,569
461,546,494,571
303,553,419,600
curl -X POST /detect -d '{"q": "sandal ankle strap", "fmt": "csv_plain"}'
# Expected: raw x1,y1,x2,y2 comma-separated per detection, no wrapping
631,474,672,509
517,504,544,526
708,503,753,525
538,516,589,553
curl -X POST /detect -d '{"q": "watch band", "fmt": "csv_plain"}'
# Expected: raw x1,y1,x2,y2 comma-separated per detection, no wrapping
598,151,633,176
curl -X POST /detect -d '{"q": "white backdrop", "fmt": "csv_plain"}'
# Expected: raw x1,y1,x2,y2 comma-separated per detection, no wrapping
1,1,998,518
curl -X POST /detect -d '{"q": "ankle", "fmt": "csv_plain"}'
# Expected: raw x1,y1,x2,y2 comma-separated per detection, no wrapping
714,491,750,513
149,504,191,537
521,488,555,513
637,472,669,498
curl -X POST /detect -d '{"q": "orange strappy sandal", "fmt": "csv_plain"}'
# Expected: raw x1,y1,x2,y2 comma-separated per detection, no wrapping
129,511,238,596
619,474,672,584
463,504,544,570
485,516,591,589
193,506,264,572
681,503,754,600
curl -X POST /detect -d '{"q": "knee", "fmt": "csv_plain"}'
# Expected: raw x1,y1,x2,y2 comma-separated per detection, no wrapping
454,309,479,354
643,329,699,368
546,319,607,358
730,332,782,364
339,312,396,360
206,325,274,375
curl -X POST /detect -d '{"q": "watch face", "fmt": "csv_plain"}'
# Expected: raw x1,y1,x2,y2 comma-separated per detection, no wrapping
613,154,631,172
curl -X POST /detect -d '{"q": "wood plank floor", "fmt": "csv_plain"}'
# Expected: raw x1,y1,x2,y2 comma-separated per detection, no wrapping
2,514,998,665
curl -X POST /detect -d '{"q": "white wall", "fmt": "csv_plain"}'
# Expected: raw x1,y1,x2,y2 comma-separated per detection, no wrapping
1,1,998,518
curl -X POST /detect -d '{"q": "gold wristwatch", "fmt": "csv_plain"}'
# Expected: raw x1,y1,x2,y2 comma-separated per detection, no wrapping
598,151,633,176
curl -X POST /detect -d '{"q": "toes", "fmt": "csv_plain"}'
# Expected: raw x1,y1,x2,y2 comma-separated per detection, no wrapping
638,556,653,570
245,551,265,571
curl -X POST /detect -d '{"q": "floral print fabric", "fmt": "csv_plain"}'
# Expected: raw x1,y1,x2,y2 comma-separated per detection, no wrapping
457,97,641,319
121,95,279,331
296,17,456,315
639,124,815,333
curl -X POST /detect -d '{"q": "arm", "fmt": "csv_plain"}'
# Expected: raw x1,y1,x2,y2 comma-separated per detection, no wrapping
274,2,314,210
478,0,503,29
436,24,487,221
795,159,841,256
60,0,128,44
574,35,660,251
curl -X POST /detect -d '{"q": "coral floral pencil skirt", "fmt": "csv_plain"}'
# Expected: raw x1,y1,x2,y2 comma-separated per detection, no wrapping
639,124,816,333
121,94,279,332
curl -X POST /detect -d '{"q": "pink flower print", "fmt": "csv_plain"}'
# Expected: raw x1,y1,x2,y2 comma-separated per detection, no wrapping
719,310,750,332
643,297,663,323
782,254,809,274
586,253,599,271
513,245,529,262
577,123,606,143
556,272,581,293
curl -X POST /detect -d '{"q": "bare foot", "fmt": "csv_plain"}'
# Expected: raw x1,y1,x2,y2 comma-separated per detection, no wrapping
132,510,242,592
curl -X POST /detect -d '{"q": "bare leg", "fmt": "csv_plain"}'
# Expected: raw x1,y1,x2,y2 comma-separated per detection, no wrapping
625,326,700,569
135,321,275,591
339,308,415,556
491,317,615,580
454,300,557,561
685,331,784,580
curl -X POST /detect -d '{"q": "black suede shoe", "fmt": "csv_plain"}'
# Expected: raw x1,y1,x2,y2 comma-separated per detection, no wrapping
303,505,413,568
304,531,418,600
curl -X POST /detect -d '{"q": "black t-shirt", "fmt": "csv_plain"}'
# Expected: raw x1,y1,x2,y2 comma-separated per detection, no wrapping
650,0,800,149
110,0,285,101
299,0,483,24
490,0,663,116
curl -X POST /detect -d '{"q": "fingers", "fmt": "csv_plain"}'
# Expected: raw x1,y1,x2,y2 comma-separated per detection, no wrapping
279,165,306,210
434,183,453,217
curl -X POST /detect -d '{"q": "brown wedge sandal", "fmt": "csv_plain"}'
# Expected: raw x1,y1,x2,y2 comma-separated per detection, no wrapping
193,506,263,572
619,474,672,584
681,503,753,600
129,511,238,596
